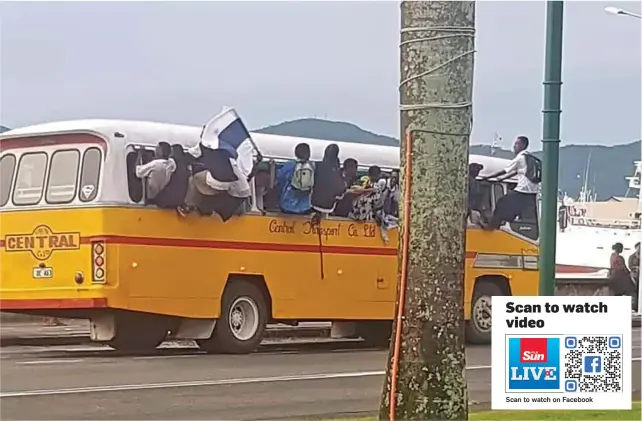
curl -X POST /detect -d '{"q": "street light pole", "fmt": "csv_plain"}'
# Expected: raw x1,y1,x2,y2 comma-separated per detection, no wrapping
605,6,642,19
539,0,564,296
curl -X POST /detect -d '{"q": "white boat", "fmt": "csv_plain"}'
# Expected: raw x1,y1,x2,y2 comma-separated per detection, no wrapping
555,161,641,277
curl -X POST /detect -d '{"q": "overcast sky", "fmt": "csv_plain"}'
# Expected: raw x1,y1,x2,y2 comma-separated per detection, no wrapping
1,1,640,148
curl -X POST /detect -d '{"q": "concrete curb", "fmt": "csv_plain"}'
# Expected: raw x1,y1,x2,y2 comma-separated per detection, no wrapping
0,326,331,348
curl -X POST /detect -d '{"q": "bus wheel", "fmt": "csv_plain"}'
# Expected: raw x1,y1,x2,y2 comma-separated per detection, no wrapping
107,313,169,353
356,321,393,348
466,281,504,344
197,281,268,354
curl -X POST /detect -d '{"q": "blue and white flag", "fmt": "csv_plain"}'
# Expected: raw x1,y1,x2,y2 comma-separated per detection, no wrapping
200,107,260,178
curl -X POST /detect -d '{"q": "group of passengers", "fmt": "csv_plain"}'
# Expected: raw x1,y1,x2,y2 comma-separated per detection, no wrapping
134,139,251,221
136,134,539,236
251,142,400,239
135,139,399,234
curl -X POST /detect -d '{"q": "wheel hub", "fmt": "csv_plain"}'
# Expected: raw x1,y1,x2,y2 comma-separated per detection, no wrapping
231,308,244,330
473,296,492,331
228,296,260,341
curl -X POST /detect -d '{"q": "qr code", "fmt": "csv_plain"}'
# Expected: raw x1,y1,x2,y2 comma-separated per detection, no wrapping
563,335,623,393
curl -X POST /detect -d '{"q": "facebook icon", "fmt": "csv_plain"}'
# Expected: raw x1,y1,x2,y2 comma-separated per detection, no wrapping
583,355,602,374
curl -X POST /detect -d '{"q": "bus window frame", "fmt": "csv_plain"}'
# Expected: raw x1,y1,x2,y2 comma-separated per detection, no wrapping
125,145,155,204
475,180,493,214
44,148,81,205
0,153,17,207
491,182,506,211
78,147,103,203
12,151,49,207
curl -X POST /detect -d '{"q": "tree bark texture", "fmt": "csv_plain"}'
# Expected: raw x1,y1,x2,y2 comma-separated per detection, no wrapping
379,2,475,420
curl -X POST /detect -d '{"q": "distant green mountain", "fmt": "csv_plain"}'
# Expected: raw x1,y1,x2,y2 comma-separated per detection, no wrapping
256,118,399,146
256,118,639,199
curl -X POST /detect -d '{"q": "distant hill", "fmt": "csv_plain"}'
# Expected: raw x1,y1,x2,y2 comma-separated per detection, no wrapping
0,125,10,133
256,118,399,146
256,118,639,199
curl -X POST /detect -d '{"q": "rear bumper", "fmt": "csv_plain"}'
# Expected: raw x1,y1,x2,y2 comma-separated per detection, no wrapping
0,298,108,310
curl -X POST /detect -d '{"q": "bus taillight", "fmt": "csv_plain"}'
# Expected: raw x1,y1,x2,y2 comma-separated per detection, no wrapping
92,241,106,283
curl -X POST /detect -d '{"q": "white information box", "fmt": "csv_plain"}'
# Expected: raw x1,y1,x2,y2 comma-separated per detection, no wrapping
491,296,632,410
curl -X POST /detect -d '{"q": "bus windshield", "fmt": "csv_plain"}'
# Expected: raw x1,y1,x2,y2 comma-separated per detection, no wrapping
0,135,104,208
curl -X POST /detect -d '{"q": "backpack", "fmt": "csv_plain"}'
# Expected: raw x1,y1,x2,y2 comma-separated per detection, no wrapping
290,160,315,191
524,153,542,184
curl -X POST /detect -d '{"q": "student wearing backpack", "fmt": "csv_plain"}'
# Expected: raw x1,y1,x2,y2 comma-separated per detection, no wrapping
311,143,346,217
276,143,314,214
483,136,541,230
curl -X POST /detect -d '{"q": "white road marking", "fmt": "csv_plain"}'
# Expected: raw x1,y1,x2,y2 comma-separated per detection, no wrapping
16,359,84,366
0,358,639,398
0,362,554,398
0,371,386,398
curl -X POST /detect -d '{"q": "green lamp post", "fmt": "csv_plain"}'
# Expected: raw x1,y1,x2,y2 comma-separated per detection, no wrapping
539,1,564,296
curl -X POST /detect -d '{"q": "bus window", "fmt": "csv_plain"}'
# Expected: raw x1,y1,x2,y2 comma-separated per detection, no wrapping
0,154,16,206
126,149,154,203
478,182,492,213
46,150,80,204
79,148,102,202
492,183,505,209
13,152,48,206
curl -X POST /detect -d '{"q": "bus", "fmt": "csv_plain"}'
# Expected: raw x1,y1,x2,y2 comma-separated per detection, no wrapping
0,119,540,353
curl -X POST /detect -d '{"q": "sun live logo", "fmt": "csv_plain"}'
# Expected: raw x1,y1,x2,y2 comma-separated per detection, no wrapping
506,337,561,390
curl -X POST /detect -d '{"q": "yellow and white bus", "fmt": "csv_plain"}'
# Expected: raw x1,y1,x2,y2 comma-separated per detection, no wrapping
0,119,540,353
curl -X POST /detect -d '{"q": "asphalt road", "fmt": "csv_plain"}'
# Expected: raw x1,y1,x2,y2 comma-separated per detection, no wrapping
1,329,640,420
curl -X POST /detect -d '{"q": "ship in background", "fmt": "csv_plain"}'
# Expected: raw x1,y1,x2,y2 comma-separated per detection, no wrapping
555,160,641,277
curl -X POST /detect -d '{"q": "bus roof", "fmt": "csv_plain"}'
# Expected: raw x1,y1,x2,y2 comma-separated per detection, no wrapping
0,119,517,181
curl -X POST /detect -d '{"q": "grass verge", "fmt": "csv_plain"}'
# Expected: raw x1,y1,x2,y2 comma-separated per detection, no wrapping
470,401,641,420
331,402,641,421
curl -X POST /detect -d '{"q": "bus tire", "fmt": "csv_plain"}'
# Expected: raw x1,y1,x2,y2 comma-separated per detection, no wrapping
466,281,504,344
106,313,169,353
356,321,393,348
197,281,268,354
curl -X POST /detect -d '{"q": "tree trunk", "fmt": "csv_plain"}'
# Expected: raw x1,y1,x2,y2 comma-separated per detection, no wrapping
379,2,475,420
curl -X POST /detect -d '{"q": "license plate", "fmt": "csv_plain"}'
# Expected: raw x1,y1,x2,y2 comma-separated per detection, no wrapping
32,267,53,279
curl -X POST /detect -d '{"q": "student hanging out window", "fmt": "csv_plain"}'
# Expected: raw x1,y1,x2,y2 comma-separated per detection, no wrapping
135,142,176,201
482,136,540,230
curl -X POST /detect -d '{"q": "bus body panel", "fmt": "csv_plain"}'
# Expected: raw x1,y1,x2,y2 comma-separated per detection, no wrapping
96,207,399,320
0,208,121,308
1,206,537,320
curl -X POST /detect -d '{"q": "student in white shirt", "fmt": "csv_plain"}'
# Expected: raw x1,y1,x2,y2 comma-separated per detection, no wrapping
135,142,176,201
483,136,541,230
